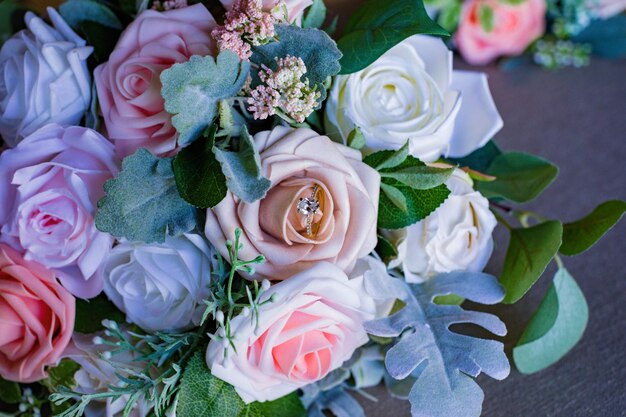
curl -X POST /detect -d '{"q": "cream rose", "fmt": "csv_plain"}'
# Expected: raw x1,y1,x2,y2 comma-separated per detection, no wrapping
220,0,313,23
205,126,380,281
102,234,215,332
206,262,378,403
0,8,92,147
325,35,502,162
388,169,497,283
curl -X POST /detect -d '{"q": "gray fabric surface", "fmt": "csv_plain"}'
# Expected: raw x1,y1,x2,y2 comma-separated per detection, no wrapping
360,57,626,417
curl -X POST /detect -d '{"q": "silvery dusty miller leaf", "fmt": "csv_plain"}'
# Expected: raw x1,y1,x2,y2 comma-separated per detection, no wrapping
160,51,251,146
364,271,510,417
95,149,199,244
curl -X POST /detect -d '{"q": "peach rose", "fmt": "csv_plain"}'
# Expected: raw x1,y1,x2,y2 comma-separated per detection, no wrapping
95,4,217,158
206,262,377,403
204,126,380,281
0,244,75,383
455,0,546,65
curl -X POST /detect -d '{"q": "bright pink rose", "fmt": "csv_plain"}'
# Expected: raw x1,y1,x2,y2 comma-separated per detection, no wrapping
205,126,380,281
206,262,376,403
0,124,119,298
455,0,546,65
95,5,217,158
219,0,313,23
0,244,75,383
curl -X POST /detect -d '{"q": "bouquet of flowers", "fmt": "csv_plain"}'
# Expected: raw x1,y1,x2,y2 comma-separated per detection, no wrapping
424,0,626,69
0,0,623,416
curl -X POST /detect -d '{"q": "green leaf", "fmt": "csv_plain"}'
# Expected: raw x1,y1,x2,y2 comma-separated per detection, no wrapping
161,51,251,146
560,200,626,256
378,182,450,229
96,148,199,243
513,268,588,374
363,142,409,170
177,353,305,417
74,294,125,333
77,20,120,64
173,126,228,209
501,221,563,304
477,152,558,203
380,164,454,190
251,25,342,103
59,0,123,30
303,0,327,29
380,183,408,213
447,140,502,173
437,0,462,32
375,234,398,264
347,127,365,150
0,376,21,404
0,0,28,45
337,0,448,74
478,4,494,32
44,359,81,391
213,128,271,203
573,14,626,58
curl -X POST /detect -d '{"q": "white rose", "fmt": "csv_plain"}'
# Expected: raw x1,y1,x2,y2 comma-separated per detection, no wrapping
64,333,151,417
206,262,381,403
586,0,626,18
388,169,497,283
0,8,92,147
325,35,503,162
103,234,215,332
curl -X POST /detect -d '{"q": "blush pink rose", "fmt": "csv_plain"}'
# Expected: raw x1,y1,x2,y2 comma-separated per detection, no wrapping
455,0,546,65
219,0,313,23
0,244,75,383
206,262,377,403
94,4,217,158
205,126,380,281
0,124,119,298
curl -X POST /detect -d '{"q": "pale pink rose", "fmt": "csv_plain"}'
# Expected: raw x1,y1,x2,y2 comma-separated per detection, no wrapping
220,0,314,23
95,4,217,158
0,124,119,298
455,0,547,65
206,262,377,403
0,244,75,383
204,126,380,281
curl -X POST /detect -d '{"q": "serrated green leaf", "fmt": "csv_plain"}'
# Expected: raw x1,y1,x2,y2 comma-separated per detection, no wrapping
381,182,408,213
363,142,409,170
74,294,125,333
478,4,494,32
513,268,588,374
378,182,450,229
380,164,454,189
347,127,365,150
173,126,228,208
60,0,122,30
477,152,558,203
161,51,250,146
213,128,271,203
96,149,199,243
0,376,20,404
447,140,502,173
501,221,563,304
303,0,327,28
560,200,626,256
177,353,305,417
337,0,448,74
252,25,341,104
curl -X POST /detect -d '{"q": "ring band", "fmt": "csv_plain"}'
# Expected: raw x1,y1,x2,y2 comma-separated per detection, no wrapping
297,185,322,237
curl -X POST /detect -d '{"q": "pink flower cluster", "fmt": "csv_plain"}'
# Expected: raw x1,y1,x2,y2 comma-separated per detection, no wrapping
150,0,188,11
247,55,320,123
212,0,278,60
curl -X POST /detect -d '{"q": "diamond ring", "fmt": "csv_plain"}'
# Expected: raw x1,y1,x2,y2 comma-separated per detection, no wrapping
297,185,322,237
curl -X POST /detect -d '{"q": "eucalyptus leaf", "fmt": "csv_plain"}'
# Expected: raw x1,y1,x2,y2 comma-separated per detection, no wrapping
213,127,271,203
560,200,626,256
0,377,20,404
501,221,563,304
337,0,448,74
365,271,509,417
95,149,199,243
74,294,125,333
303,0,327,29
513,268,588,374
306,387,365,417
161,51,250,146
477,152,558,203
59,0,122,30
251,25,341,104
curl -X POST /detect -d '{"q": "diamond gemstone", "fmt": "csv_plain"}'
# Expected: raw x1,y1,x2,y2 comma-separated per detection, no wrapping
297,197,320,216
